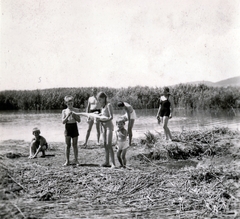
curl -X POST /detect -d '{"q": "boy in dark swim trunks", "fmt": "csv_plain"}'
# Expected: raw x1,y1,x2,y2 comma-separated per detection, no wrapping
62,95,81,166
28,127,48,159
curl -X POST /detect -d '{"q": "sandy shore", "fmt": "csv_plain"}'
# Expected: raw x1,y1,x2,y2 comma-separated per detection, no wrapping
0,128,240,218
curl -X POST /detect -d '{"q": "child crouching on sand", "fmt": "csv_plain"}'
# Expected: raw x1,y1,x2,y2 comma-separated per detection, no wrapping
115,118,129,168
28,127,48,159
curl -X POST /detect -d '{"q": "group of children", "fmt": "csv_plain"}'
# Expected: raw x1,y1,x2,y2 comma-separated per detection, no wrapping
28,87,173,169
28,90,137,169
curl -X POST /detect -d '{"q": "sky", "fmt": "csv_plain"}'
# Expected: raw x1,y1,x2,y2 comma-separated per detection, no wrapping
1,0,240,91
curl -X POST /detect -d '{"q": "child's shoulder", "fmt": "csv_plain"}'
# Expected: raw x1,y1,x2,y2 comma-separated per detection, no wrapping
72,107,80,112
160,96,167,101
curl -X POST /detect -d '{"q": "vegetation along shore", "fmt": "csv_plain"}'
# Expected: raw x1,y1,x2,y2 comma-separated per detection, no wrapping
0,127,240,218
0,84,240,111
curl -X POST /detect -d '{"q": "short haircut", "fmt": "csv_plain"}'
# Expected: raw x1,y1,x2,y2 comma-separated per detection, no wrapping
97,92,107,105
116,117,125,125
117,101,124,107
32,127,40,134
64,95,74,103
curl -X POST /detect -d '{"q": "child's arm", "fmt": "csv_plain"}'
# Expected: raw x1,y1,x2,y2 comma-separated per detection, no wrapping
102,103,113,122
31,146,42,158
62,109,72,124
169,96,174,118
72,112,109,121
72,108,81,122
156,98,162,118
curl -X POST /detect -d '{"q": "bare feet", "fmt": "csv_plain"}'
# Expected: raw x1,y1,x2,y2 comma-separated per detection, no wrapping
101,163,111,167
75,161,80,166
63,162,69,166
82,143,87,148
111,163,115,169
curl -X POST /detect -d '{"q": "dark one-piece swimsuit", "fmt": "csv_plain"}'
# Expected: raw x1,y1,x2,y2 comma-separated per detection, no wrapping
159,99,171,117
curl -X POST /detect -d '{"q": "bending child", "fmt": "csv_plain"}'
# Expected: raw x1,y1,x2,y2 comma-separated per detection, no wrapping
117,101,136,146
62,95,81,166
29,127,48,159
115,118,128,168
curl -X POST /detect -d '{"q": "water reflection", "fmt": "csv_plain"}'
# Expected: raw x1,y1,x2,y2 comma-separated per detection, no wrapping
0,108,239,142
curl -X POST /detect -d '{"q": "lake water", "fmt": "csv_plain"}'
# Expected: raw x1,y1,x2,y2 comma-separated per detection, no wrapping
0,108,239,142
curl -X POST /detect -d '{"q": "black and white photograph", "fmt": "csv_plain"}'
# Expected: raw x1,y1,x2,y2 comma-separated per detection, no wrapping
1,0,240,218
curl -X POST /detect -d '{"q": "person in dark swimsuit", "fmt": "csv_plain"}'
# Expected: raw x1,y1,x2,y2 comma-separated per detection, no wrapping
83,88,101,147
62,95,81,166
156,87,174,141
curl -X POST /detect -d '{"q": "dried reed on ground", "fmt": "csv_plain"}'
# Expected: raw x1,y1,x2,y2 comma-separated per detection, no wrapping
0,127,239,218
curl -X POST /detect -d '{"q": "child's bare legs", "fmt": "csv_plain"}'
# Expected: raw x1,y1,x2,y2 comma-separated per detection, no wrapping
128,119,135,146
117,150,123,167
64,137,71,166
122,148,127,167
72,136,79,165
41,148,46,157
162,116,172,140
102,129,115,167
29,141,37,158
83,119,94,146
96,121,101,145
39,138,46,157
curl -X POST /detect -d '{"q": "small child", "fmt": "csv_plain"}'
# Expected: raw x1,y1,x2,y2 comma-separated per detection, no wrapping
115,118,128,168
117,101,136,146
28,127,48,159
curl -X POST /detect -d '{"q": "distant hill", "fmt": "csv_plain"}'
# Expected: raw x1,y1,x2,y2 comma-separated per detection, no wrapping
186,76,240,87
215,76,240,87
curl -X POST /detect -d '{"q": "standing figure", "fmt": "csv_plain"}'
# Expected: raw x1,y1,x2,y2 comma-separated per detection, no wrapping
28,127,48,159
62,95,81,166
117,101,136,146
83,88,101,147
115,118,128,168
156,87,174,141
97,92,115,168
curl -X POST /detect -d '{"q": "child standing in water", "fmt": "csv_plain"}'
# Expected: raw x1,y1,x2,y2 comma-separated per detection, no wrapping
97,92,115,168
28,127,48,159
62,95,81,166
115,118,128,168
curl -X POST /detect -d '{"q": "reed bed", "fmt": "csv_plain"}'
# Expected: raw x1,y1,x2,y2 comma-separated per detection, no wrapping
0,127,240,218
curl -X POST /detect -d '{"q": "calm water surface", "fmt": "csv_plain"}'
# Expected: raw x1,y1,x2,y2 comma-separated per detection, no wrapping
0,109,239,142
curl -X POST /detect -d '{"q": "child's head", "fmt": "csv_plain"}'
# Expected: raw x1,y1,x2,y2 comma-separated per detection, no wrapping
117,101,125,107
163,87,170,95
64,95,74,105
116,117,125,128
97,92,107,106
32,127,40,136
92,88,97,95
